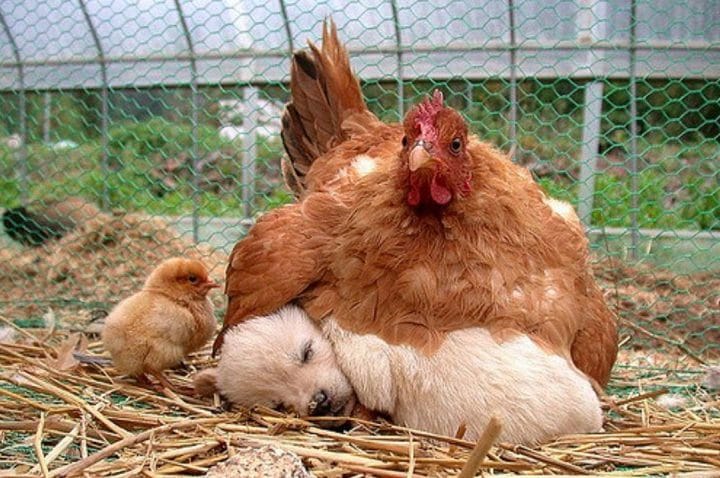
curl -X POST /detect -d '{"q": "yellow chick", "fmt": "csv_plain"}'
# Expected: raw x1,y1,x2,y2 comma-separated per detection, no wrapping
102,257,219,391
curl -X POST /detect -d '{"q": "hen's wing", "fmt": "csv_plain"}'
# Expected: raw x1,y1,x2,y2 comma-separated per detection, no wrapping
213,196,344,356
281,19,382,196
571,290,619,387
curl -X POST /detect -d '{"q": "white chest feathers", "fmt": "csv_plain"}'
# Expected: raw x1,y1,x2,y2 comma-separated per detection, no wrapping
322,319,602,445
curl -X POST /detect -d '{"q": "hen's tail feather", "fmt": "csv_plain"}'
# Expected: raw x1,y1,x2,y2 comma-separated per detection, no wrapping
280,18,370,196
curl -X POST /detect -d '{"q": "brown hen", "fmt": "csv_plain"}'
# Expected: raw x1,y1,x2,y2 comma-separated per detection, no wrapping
217,21,617,388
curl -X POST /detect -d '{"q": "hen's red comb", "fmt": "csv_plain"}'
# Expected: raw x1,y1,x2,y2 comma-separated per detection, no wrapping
414,90,444,142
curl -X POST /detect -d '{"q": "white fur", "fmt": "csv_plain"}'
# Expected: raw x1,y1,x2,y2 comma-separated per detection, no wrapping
215,306,355,417
323,319,602,445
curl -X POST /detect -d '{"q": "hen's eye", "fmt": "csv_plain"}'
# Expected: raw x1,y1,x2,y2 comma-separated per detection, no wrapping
402,136,408,147
450,138,462,153
301,341,313,364
188,274,199,284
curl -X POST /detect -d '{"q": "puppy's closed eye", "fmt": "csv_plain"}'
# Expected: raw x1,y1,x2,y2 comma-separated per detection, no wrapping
301,341,313,364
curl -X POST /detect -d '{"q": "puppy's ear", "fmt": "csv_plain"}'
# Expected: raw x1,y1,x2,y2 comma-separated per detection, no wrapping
193,368,219,397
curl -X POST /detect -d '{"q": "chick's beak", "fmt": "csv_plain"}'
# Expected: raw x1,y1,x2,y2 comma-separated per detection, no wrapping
409,140,434,172
203,281,221,290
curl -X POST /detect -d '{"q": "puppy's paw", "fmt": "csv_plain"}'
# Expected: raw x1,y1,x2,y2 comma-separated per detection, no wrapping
193,368,219,397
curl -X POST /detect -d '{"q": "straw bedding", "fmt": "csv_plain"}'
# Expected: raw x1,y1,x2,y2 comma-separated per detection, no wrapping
1,213,719,476
1,331,718,476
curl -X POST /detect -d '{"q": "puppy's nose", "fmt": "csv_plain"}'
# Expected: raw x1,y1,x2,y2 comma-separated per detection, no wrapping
309,390,333,416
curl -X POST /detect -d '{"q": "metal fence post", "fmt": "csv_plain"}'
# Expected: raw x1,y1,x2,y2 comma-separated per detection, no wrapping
174,0,201,244
0,11,27,204
43,91,51,143
390,0,404,119
629,0,639,259
577,0,609,226
242,86,259,219
78,0,110,209
278,0,294,55
507,0,517,158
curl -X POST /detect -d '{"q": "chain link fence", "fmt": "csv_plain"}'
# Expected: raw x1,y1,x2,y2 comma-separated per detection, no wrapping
0,0,718,357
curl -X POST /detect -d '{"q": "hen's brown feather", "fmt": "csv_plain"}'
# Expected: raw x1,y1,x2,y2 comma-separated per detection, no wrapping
280,19,372,197
214,196,347,355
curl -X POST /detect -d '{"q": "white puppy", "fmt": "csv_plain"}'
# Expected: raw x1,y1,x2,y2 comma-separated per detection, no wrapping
195,306,356,419
323,319,603,445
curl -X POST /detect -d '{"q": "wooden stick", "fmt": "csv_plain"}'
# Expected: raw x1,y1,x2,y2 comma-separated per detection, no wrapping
508,445,591,475
17,371,131,438
0,386,54,412
31,423,80,474
33,412,50,478
80,414,88,459
343,465,420,478
616,388,669,406
620,319,707,365
407,433,415,478
303,426,421,455
0,315,41,343
448,423,468,455
458,417,502,478
0,418,115,442
50,418,223,478
229,438,388,467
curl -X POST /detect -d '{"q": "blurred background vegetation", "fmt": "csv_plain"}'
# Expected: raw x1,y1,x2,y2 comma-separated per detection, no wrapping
1,78,718,230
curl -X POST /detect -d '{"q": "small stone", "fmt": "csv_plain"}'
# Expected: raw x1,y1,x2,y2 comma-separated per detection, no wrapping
205,442,313,478
655,393,689,410
702,366,720,391
0,326,16,343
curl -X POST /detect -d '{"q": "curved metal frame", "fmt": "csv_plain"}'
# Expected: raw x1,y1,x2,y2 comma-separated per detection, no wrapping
278,0,294,55
0,11,22,89
508,0,517,158
173,0,201,242
0,9,28,202
629,0,639,258
389,0,403,118
78,0,111,208
1,41,718,81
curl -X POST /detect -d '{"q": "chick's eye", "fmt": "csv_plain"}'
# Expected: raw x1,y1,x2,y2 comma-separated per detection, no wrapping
402,136,408,147
301,341,313,364
450,138,462,153
188,274,198,284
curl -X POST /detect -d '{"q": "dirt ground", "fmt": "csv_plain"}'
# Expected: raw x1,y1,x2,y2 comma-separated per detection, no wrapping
594,256,720,359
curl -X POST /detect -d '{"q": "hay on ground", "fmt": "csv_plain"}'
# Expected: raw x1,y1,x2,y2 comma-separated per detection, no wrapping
0,327,719,477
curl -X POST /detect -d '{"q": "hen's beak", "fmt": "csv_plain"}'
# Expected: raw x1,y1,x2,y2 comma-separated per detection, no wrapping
409,141,434,172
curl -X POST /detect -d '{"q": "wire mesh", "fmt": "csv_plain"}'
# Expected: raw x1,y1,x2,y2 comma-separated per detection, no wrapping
0,0,718,361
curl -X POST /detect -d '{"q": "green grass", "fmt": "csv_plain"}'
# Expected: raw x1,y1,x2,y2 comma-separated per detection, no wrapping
12,317,46,329
535,167,719,231
0,120,289,216
1,113,718,231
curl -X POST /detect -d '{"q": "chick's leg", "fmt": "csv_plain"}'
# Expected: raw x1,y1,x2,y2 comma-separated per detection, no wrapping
149,369,196,396
142,341,196,395
135,373,158,390
133,372,168,394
